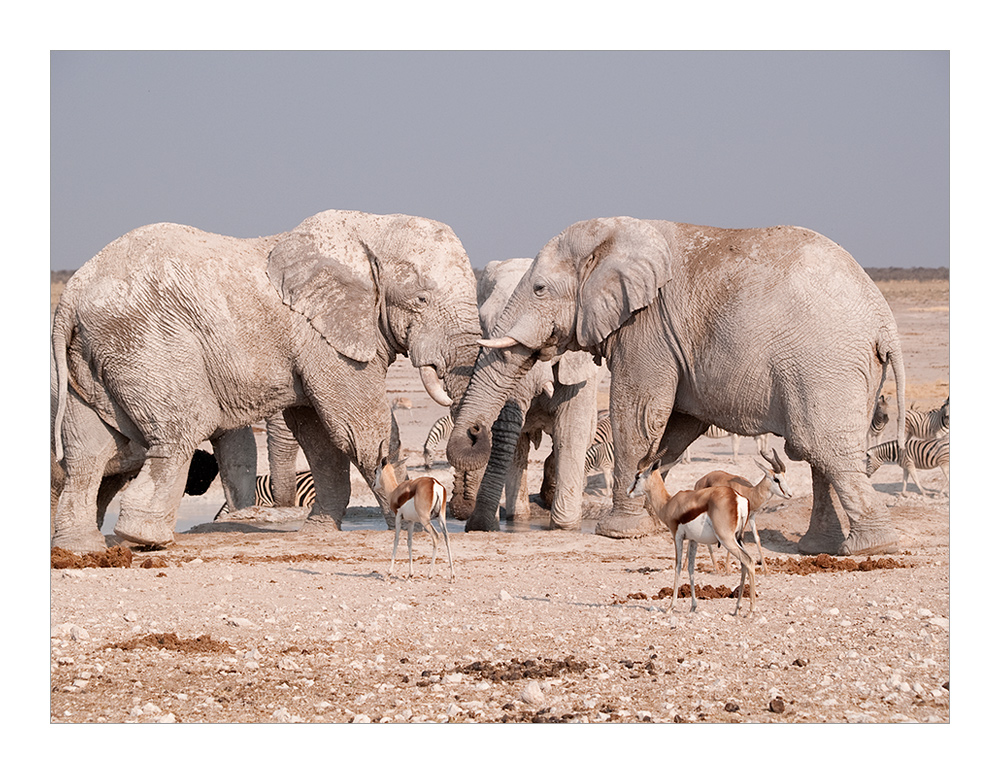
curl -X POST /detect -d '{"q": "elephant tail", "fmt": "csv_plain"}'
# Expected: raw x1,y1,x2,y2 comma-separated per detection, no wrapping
878,328,907,462
51,301,73,462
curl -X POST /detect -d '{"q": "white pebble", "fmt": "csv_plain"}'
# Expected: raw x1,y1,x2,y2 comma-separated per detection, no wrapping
520,680,545,706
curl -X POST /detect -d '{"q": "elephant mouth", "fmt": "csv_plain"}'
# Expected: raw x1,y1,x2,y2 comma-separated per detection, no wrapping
446,419,492,472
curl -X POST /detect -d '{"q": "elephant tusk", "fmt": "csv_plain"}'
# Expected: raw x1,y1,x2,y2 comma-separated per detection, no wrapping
477,336,518,349
542,381,555,398
419,365,453,407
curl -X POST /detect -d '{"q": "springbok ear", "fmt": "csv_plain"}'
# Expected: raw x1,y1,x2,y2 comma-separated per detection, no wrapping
575,218,673,351
553,349,598,386
267,218,379,363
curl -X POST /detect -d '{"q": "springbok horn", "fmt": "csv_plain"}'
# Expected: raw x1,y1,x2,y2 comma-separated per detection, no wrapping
419,365,453,407
763,447,785,473
477,336,518,349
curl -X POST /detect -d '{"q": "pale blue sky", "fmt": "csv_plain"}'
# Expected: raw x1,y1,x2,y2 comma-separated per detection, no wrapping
50,51,948,270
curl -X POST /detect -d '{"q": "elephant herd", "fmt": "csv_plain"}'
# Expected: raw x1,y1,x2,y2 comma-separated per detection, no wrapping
51,210,907,558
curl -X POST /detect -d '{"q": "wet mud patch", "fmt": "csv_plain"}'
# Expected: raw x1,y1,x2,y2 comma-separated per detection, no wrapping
109,632,233,654
51,546,133,569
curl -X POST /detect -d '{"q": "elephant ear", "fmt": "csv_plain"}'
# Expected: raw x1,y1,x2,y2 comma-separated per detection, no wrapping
553,350,597,386
575,218,673,351
267,226,380,363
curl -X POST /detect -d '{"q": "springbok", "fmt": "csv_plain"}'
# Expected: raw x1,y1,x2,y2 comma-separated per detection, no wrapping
373,453,454,581
693,448,792,572
628,463,756,617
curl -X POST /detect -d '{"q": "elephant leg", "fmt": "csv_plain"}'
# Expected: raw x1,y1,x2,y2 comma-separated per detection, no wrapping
795,436,899,556
798,467,847,554
548,379,597,530
115,446,194,546
95,472,137,531
832,468,899,555
539,451,557,510
598,389,706,538
285,406,351,530
52,395,125,553
212,426,257,512
504,433,532,522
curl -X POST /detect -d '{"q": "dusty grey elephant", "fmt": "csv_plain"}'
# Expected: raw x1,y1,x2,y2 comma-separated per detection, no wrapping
453,259,600,531
448,217,907,556
52,210,481,552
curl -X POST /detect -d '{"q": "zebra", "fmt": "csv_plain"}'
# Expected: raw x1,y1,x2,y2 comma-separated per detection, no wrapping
583,411,614,494
584,440,615,495
422,414,455,469
865,437,949,497
905,397,949,439
214,470,316,519
868,394,890,447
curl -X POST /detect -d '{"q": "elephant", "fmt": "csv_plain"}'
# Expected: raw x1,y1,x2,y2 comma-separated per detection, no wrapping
451,258,601,531
51,210,481,552
447,216,907,556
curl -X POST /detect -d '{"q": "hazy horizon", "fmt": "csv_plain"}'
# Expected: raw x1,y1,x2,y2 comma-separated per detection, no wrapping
51,51,948,271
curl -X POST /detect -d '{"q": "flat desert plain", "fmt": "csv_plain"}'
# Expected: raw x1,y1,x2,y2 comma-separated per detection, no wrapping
50,278,949,724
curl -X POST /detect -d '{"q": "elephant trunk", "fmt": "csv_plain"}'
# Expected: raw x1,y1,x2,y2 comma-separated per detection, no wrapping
446,342,538,472
464,402,525,531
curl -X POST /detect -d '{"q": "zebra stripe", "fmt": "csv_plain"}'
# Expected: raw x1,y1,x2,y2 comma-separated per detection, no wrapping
592,410,612,447
866,437,949,497
905,398,949,439
585,440,614,474
214,470,316,519
423,414,455,467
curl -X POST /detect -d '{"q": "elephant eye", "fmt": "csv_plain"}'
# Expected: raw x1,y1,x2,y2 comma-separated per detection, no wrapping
533,283,546,297
415,293,429,307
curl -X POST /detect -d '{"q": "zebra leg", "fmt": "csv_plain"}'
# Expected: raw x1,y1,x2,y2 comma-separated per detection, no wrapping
905,463,929,496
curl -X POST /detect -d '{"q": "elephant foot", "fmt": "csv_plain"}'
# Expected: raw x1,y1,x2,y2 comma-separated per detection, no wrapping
839,526,900,556
300,515,343,532
465,513,500,532
52,529,109,555
595,511,661,539
547,519,581,531
113,516,175,548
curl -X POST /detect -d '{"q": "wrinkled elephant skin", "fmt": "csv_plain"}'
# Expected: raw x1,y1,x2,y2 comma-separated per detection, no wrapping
448,217,906,556
51,211,481,552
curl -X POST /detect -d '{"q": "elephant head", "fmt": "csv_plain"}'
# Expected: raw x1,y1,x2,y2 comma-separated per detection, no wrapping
268,210,481,410
448,218,669,472
449,257,601,528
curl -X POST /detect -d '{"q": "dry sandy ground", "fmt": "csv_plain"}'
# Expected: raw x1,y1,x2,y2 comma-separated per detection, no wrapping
48,280,951,727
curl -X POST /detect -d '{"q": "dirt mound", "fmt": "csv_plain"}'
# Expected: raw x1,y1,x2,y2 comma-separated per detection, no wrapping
109,632,232,654
769,553,907,575
450,656,592,683
51,546,133,569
